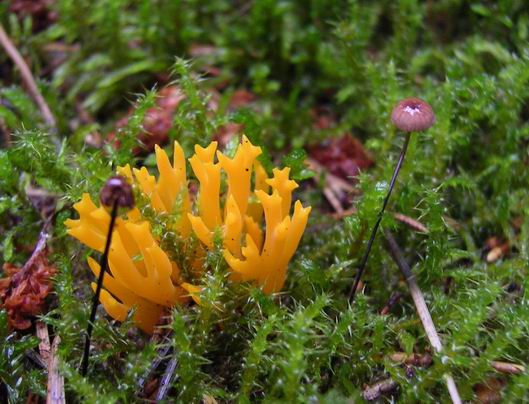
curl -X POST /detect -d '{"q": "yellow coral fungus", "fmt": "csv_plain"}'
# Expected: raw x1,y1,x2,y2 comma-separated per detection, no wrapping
66,136,310,333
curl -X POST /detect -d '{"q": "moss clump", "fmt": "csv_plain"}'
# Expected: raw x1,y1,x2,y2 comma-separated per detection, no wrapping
1,1,529,402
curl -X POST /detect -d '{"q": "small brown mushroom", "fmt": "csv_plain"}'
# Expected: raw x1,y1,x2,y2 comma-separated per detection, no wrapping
349,97,435,303
83,174,134,376
99,175,135,209
391,97,435,132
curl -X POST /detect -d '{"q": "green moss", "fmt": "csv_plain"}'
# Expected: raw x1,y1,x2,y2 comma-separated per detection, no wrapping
1,0,529,402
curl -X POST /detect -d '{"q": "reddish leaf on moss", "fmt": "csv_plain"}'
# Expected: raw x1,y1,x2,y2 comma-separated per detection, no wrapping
307,134,374,182
474,378,504,404
108,85,256,153
213,90,256,147
0,245,56,330
214,122,243,148
229,89,256,109
107,86,185,154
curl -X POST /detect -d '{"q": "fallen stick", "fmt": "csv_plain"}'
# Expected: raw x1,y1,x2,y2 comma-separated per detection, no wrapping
333,209,429,234
384,230,462,404
389,352,433,367
0,23,58,138
392,212,429,234
388,353,525,375
36,321,51,365
155,356,178,402
363,378,399,401
491,361,525,375
137,343,172,394
46,336,65,404
380,292,402,315
306,158,356,194
322,187,344,214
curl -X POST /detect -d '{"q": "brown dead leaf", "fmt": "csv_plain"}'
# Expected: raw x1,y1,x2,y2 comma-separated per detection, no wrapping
307,134,374,182
212,89,256,147
0,246,56,330
229,89,256,109
474,377,505,404
108,83,257,153
213,122,243,148
107,86,185,154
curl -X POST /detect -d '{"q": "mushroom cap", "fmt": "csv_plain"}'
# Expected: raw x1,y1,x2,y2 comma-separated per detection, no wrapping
99,175,135,209
391,98,435,132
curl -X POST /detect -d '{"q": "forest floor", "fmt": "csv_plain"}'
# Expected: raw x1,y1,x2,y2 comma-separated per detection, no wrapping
1,1,529,402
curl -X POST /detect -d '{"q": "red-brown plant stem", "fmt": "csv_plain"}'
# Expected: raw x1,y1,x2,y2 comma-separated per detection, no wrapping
81,199,119,376
348,132,411,302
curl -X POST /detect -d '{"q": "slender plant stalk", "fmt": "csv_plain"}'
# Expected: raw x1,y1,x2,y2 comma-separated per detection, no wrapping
81,199,119,376
348,132,411,302
384,230,462,404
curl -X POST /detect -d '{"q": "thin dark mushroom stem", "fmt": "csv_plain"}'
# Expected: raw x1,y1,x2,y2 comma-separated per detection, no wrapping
81,199,119,376
348,132,411,302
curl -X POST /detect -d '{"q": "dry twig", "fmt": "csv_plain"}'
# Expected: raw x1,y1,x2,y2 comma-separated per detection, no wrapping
491,361,525,375
392,212,429,233
384,230,462,404
322,187,345,214
36,320,51,365
0,23,57,137
331,208,429,234
363,378,399,401
135,312,173,397
389,352,433,367
380,292,402,315
46,336,65,404
307,158,358,212
155,356,178,402
136,343,172,395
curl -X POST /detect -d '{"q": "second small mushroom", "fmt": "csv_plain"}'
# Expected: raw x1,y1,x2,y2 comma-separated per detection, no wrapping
348,97,435,302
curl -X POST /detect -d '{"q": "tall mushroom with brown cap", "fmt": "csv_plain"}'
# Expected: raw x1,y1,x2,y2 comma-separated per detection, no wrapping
348,97,435,302
81,175,135,376
391,98,435,132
